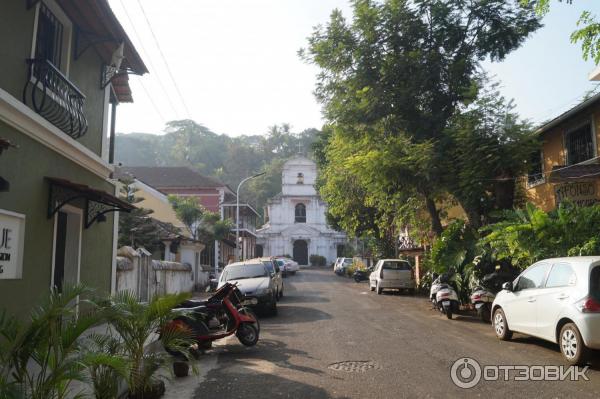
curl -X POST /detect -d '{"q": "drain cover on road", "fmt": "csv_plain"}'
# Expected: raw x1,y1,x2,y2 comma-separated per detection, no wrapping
328,361,381,373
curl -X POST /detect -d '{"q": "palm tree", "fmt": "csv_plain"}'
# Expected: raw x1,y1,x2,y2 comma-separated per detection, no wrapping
104,291,194,398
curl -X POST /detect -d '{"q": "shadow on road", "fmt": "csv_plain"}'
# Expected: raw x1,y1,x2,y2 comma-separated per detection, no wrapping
281,294,331,304
196,339,351,399
262,305,333,325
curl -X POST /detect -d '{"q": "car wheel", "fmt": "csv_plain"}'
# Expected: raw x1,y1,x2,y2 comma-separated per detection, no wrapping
560,323,590,366
376,283,383,295
269,296,278,316
493,308,512,341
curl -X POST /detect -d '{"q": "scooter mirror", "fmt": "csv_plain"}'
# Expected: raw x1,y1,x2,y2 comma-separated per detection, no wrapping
502,281,513,291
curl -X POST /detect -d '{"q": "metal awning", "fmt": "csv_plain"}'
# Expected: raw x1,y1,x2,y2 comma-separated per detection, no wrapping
46,177,134,228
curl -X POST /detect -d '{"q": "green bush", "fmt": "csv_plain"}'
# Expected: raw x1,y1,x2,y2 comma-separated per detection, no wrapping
309,255,327,267
480,202,600,270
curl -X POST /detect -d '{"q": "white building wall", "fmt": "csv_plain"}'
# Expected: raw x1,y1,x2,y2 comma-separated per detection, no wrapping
257,156,347,265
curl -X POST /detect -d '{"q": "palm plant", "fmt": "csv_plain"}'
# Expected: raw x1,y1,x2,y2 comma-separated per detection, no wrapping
81,334,130,399
104,291,194,399
0,285,118,399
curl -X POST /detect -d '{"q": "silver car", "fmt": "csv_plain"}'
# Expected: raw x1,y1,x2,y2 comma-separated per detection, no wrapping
369,259,416,294
492,257,600,365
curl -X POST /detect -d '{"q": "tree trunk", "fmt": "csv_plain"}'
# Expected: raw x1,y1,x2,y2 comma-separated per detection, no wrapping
424,196,443,237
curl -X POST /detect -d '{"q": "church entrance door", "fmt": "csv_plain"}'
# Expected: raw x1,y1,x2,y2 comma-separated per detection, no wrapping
293,240,308,265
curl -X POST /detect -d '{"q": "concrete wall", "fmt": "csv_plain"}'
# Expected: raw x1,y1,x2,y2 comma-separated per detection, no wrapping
0,120,115,315
0,0,108,157
116,246,207,299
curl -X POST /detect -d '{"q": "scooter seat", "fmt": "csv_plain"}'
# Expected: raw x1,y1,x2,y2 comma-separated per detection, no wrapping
176,299,209,309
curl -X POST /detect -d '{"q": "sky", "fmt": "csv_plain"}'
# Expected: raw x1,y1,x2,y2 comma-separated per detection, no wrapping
108,0,600,137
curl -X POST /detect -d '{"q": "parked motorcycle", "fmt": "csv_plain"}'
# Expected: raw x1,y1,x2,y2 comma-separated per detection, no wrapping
470,269,518,322
353,267,373,282
163,282,260,355
430,273,460,319
470,285,495,322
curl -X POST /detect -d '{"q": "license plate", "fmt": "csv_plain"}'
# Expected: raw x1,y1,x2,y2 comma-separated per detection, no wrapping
475,303,484,309
442,300,450,306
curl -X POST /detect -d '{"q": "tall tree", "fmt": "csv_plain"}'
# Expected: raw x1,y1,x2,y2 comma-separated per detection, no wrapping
168,195,205,240
301,0,541,235
523,0,600,64
118,179,160,249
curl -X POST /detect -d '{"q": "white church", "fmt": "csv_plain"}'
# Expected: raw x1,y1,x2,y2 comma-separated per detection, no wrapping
256,156,347,265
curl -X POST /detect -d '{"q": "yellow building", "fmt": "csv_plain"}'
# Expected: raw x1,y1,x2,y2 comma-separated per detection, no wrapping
525,93,600,211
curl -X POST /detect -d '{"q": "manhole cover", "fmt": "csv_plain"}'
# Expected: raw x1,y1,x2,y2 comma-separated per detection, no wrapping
328,360,381,373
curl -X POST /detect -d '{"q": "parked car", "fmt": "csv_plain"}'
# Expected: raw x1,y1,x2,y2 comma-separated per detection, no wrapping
369,259,415,294
334,258,354,275
274,258,291,277
218,260,278,315
283,257,300,274
333,257,343,272
257,257,284,300
492,257,600,365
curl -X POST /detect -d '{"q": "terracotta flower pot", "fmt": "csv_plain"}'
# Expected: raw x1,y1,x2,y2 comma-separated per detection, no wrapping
173,361,190,377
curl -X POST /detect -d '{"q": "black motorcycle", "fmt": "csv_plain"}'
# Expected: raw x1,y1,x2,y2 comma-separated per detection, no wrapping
353,267,373,282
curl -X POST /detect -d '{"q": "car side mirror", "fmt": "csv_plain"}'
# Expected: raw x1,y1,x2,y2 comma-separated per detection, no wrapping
502,281,513,292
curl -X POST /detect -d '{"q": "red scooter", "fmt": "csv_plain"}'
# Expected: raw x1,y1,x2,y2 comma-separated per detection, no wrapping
164,282,260,353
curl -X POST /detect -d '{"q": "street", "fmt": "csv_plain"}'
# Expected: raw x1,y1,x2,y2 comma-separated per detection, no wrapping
164,269,600,398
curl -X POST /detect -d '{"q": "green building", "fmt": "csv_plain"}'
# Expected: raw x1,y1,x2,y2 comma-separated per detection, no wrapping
0,0,147,314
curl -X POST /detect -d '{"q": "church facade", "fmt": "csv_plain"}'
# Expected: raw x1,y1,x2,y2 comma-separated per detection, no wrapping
256,156,347,265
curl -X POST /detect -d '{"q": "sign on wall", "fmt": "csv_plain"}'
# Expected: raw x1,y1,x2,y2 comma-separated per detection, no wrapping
554,181,600,207
0,210,25,279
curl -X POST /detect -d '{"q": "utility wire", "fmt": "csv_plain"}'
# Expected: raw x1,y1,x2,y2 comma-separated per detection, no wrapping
138,78,167,124
135,0,192,119
117,0,181,119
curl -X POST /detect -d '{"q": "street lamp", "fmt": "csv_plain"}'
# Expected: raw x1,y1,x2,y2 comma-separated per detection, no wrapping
236,172,265,261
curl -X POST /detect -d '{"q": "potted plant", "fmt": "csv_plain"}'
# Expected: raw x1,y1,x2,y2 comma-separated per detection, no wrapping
104,291,195,399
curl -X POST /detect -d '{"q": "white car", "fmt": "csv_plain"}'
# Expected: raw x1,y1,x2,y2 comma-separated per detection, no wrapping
369,259,415,294
492,257,600,365
334,257,353,275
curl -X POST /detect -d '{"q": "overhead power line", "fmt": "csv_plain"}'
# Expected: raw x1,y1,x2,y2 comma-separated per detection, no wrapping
138,79,167,123
135,0,192,119
117,0,181,119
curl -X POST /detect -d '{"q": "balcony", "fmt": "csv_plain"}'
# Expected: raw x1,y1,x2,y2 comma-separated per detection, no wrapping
22,58,88,139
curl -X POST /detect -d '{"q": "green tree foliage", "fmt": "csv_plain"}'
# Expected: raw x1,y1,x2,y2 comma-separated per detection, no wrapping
523,0,600,64
301,0,541,236
480,202,600,270
118,178,161,250
196,211,234,244
168,195,205,240
116,123,321,219
442,79,539,227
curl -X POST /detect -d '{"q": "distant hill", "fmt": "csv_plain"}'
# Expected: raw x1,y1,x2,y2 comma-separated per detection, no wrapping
115,120,320,219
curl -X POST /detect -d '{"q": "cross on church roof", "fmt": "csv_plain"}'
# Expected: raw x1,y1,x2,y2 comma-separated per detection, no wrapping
296,141,303,154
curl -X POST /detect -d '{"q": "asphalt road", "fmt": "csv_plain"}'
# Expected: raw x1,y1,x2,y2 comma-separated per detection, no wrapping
166,268,600,398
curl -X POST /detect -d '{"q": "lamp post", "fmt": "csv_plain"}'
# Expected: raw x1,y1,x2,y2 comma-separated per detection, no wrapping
236,172,265,261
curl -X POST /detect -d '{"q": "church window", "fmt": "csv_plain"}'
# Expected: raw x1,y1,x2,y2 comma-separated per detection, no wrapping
297,172,304,184
295,203,306,223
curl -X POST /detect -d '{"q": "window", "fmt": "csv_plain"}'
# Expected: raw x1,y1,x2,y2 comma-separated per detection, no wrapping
295,203,306,223
566,123,594,165
382,261,412,270
527,149,544,187
297,173,304,184
546,263,577,288
35,3,64,68
32,1,72,74
515,263,550,291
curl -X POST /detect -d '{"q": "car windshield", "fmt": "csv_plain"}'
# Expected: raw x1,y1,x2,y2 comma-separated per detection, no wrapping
224,264,268,281
263,261,275,273
276,260,285,267
343,259,353,265
382,261,411,270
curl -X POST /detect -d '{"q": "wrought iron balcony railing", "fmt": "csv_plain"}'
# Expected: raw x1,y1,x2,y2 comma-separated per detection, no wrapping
23,58,88,139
